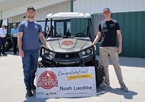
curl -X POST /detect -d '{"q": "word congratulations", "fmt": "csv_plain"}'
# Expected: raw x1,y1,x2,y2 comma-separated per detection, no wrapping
58,69,89,76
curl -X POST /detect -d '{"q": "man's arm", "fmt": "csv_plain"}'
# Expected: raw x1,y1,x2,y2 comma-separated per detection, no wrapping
39,32,48,48
91,31,102,46
117,30,122,54
17,32,24,57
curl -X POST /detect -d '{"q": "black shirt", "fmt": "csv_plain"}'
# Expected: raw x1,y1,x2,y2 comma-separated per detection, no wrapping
98,19,120,47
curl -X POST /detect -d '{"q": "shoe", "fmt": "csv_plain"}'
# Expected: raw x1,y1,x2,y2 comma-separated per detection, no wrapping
31,84,36,90
2,53,7,55
121,84,128,92
26,90,33,97
0,54,2,56
101,84,107,90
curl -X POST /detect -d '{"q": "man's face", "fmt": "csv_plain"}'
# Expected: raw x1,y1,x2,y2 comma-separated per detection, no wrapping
13,25,17,29
2,25,5,29
103,11,111,18
26,9,35,18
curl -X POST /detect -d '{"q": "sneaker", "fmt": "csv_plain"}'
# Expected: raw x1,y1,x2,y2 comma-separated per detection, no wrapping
31,84,36,90
101,84,107,90
26,90,33,97
121,84,128,92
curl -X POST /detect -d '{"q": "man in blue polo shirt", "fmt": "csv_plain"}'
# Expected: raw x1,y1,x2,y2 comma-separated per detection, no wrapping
11,23,18,54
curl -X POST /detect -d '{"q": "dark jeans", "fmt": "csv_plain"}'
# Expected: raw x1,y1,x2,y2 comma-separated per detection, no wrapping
0,38,6,54
22,50,39,90
13,37,17,54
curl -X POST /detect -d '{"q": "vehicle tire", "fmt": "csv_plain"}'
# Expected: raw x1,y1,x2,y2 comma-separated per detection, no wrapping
85,60,104,87
94,60,104,87
37,60,50,68
5,39,13,51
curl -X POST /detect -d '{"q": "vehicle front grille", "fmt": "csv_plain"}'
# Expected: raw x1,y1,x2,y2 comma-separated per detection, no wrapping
54,53,80,61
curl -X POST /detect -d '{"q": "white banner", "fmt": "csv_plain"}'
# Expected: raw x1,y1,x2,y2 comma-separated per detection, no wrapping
36,67,96,98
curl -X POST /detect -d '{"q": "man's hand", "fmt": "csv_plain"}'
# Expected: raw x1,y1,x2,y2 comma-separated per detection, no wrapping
11,34,14,36
90,43,94,46
46,46,49,49
117,46,122,54
19,49,24,57
90,43,95,49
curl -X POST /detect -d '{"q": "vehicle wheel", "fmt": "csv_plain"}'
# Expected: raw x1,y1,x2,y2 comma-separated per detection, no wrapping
94,60,104,87
85,60,104,87
5,39,13,51
37,61,50,68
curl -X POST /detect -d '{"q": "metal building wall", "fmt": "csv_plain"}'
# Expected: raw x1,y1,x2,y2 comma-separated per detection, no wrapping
8,1,71,35
73,0,145,58
111,11,145,58
8,1,71,23
73,0,145,14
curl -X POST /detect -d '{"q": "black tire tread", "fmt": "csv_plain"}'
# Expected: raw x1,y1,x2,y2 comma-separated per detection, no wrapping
37,61,50,68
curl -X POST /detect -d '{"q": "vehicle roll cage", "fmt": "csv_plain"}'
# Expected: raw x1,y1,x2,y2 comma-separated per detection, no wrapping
44,12,94,42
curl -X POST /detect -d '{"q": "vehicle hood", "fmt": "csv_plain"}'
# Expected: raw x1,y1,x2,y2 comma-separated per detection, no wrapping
46,38,91,52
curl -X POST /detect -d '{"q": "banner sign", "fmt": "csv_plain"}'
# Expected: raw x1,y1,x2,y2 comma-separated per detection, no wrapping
36,67,96,98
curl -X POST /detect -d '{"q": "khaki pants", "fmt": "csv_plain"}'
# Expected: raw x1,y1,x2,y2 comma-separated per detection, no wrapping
99,47,124,86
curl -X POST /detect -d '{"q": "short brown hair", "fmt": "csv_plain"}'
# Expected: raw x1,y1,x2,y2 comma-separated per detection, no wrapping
2,24,6,27
13,23,17,26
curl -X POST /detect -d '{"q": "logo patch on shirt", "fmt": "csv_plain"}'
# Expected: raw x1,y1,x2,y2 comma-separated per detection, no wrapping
35,25,38,29
110,24,115,27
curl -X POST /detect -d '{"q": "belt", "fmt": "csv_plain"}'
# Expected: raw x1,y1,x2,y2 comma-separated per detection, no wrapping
0,37,6,39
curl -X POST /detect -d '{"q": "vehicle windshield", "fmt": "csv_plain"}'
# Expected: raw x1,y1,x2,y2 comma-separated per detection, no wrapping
45,19,90,38
44,12,94,42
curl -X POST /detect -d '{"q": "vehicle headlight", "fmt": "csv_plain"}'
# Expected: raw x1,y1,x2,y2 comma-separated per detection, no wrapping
80,48,93,57
43,48,55,58
49,51,55,58
82,51,86,55
86,49,91,54
44,49,49,54
49,51,54,56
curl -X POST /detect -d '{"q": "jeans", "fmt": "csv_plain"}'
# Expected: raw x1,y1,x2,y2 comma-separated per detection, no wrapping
22,50,39,90
0,38,6,54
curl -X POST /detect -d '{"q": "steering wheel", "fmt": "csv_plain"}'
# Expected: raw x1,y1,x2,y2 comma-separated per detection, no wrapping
74,33,87,37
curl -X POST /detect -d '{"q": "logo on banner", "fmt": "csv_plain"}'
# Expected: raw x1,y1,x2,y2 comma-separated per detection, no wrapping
61,40,74,46
37,71,58,89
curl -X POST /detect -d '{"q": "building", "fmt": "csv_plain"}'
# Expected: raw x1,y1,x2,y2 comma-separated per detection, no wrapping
0,0,144,58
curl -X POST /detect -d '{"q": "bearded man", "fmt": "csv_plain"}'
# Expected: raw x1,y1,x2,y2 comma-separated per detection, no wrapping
17,6,48,97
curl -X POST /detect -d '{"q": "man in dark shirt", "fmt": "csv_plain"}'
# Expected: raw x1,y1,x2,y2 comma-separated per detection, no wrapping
91,8,128,92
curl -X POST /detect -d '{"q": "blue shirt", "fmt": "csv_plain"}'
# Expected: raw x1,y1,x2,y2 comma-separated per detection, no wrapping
18,20,42,50
11,28,18,37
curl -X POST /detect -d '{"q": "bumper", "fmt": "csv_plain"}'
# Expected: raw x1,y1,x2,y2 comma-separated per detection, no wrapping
40,46,95,66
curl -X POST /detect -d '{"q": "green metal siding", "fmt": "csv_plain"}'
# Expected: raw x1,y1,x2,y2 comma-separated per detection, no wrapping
71,11,145,58
112,11,145,58
71,14,94,35
71,1,73,12
71,18,88,36
0,20,2,27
